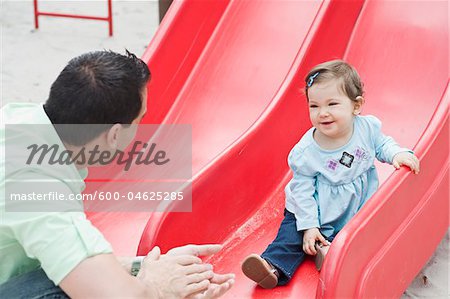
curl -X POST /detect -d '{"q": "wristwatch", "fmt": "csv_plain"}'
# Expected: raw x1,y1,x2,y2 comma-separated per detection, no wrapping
131,256,145,276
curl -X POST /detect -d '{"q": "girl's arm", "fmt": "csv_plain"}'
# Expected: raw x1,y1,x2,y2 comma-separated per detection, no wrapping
287,173,319,231
286,145,319,232
368,116,412,163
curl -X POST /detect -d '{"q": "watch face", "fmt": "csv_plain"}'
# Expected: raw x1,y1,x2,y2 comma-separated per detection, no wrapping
131,259,142,276
131,268,139,276
339,151,354,168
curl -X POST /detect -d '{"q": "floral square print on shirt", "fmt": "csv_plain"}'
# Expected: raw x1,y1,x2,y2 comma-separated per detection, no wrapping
339,152,354,168
326,159,340,171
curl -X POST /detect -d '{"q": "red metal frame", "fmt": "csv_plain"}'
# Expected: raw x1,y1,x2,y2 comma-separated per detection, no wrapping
33,0,113,36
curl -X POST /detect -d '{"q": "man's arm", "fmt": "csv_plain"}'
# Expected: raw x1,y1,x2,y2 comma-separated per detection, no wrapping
60,251,214,299
117,256,134,274
59,253,151,298
117,245,235,299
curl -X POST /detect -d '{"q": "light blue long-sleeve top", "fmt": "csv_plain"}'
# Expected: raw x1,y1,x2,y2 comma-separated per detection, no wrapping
285,115,411,238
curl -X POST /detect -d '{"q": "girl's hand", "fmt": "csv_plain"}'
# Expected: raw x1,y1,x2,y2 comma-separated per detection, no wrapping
393,152,420,174
303,228,329,255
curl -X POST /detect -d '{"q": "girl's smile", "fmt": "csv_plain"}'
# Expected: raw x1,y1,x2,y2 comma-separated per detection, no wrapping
307,79,363,149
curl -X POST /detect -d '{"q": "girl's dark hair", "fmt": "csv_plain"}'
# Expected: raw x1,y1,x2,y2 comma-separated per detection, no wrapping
44,50,150,145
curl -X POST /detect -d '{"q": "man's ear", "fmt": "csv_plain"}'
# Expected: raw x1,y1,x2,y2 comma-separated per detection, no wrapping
106,124,122,149
353,96,365,115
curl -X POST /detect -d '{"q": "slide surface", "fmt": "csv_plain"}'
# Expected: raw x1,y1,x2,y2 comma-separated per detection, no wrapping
87,0,448,298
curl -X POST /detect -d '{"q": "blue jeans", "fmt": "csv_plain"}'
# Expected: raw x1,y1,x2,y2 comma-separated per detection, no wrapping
0,268,69,299
261,209,333,285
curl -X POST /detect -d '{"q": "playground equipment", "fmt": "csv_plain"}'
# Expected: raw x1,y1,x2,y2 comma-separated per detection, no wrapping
33,0,113,36
87,0,449,297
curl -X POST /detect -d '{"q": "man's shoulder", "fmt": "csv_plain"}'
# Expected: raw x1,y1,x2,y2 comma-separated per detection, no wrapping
2,103,48,124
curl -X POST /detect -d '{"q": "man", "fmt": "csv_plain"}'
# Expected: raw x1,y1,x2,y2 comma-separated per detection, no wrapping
0,50,234,298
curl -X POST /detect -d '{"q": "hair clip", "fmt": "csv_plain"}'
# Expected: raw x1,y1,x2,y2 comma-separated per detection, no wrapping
307,72,320,88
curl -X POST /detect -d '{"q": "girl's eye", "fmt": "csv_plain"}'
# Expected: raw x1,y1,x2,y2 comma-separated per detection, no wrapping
309,105,318,108
329,102,338,106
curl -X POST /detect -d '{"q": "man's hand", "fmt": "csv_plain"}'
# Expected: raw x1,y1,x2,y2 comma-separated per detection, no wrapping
188,273,235,299
167,244,235,298
166,244,223,257
393,152,420,174
137,246,214,299
303,228,329,255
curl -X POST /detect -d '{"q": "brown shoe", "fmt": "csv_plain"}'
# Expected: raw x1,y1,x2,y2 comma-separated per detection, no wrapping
241,254,279,289
315,243,330,271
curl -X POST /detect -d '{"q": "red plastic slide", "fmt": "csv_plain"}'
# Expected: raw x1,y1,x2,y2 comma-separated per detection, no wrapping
87,0,448,297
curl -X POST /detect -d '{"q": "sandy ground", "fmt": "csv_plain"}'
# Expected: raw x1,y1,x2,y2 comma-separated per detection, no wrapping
1,0,448,297
1,0,158,103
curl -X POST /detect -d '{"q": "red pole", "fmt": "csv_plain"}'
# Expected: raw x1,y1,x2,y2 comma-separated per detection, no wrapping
36,12,109,22
107,0,113,37
33,0,39,29
32,0,113,36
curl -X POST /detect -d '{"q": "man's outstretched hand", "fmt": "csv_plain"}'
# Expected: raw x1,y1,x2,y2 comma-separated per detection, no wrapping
188,273,235,299
144,244,235,299
138,246,214,299
166,244,223,257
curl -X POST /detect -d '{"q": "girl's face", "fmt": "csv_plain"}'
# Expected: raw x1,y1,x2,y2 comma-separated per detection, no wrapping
307,79,362,141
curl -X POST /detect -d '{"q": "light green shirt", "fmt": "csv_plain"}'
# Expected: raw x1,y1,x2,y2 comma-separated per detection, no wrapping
0,103,112,285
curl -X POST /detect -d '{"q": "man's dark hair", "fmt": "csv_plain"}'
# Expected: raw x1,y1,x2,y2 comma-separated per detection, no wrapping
44,50,150,145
